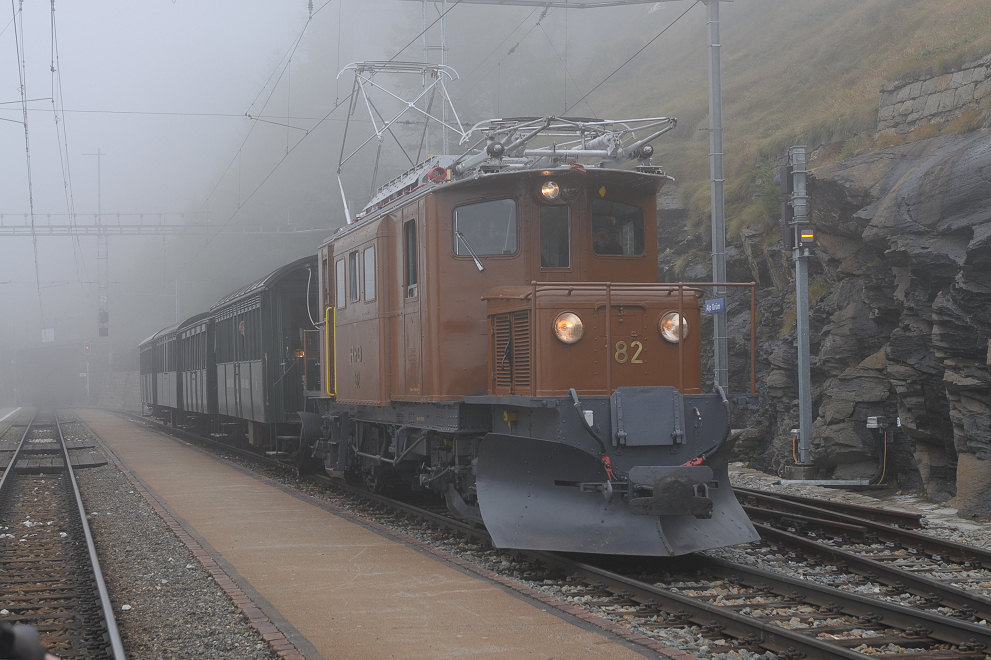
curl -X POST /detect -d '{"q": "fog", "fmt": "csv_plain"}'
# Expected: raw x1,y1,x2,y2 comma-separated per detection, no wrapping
0,0,705,385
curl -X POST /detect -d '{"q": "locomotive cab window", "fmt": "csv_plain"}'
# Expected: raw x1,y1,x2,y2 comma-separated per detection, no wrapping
591,198,644,256
453,199,517,256
363,247,375,301
348,251,360,302
321,254,331,309
540,205,570,268
404,220,418,298
335,258,346,308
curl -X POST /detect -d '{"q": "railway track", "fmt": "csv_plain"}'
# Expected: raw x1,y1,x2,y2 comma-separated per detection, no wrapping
0,411,125,660
734,487,991,621
734,485,925,528
532,552,991,658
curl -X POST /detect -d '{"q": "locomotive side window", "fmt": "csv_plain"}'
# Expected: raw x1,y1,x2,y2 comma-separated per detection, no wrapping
404,220,418,298
335,258,346,308
348,251,360,302
540,205,570,268
591,198,644,256
453,199,516,256
363,247,375,301
321,254,331,309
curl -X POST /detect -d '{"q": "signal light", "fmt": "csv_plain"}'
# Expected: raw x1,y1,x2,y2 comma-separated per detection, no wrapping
84,344,91,354
796,224,816,247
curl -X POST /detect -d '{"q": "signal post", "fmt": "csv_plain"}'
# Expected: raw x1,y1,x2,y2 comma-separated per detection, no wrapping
780,146,816,472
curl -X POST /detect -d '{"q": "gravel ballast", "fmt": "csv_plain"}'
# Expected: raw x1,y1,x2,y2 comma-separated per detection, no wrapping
75,459,280,659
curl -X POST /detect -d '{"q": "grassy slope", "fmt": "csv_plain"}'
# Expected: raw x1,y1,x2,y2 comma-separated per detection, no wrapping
610,0,991,255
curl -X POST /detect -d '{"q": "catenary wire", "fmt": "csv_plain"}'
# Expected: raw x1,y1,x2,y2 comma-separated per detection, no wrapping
49,0,88,288
10,0,45,324
564,0,699,114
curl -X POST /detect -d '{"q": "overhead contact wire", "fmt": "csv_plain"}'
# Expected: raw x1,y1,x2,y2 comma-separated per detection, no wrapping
49,0,87,286
565,0,699,114
11,0,45,324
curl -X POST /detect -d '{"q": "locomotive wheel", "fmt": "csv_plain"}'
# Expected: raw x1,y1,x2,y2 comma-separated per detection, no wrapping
343,465,363,486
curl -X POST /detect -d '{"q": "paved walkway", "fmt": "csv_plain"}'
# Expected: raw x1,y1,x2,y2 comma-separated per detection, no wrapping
79,410,668,659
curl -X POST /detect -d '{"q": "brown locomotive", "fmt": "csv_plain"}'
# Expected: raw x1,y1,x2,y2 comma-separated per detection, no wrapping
299,108,759,555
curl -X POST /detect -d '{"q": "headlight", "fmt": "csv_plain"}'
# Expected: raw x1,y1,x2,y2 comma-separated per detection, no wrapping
540,180,561,201
658,312,687,343
553,312,583,344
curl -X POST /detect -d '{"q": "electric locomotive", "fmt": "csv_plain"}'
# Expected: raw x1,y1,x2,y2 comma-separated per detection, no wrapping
300,112,759,555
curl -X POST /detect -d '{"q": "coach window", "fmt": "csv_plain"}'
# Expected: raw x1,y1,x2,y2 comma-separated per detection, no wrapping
453,199,517,256
236,318,246,361
404,220,418,298
591,198,644,256
363,247,375,301
348,251,360,302
539,205,570,268
335,258,346,308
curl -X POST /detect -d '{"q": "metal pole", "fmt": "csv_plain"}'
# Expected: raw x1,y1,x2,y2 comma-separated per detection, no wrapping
790,146,813,464
441,0,450,154
84,148,112,393
705,0,728,390
421,0,450,154
422,1,431,152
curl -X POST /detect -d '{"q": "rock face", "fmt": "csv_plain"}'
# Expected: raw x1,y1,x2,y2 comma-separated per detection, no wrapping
739,132,991,516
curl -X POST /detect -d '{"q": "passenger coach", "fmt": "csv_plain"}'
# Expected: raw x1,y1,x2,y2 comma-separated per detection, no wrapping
140,256,318,450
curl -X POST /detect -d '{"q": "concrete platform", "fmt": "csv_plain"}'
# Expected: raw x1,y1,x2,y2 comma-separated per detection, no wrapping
77,409,664,659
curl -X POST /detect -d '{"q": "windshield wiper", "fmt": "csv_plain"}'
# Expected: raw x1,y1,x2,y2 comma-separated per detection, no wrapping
455,232,485,272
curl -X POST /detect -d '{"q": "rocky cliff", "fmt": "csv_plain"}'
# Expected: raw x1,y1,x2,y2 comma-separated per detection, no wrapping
735,131,991,517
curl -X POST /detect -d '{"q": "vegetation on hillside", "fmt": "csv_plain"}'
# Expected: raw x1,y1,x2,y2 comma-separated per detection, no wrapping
608,0,991,270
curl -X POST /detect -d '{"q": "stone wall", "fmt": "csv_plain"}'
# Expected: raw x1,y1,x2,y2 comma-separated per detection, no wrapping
877,54,991,135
